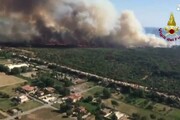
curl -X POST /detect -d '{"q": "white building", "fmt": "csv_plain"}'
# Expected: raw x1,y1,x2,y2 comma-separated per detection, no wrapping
5,63,29,71
15,95,29,103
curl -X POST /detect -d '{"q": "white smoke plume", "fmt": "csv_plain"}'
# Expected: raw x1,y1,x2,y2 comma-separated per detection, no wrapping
0,0,167,47
114,11,167,47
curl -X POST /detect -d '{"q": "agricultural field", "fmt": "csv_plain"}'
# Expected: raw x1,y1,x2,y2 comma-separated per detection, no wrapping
0,73,25,88
21,108,72,120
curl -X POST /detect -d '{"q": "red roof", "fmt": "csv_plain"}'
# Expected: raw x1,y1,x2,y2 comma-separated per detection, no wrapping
21,85,35,92
68,93,82,100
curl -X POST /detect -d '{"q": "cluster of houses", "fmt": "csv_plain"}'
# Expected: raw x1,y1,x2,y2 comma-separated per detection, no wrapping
2,49,130,120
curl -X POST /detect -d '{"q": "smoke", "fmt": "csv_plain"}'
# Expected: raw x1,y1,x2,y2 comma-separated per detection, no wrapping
114,11,167,47
0,0,167,47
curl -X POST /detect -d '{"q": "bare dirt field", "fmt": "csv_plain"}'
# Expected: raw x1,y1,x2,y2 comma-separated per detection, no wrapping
21,108,72,120
70,82,94,93
21,71,37,79
0,73,25,88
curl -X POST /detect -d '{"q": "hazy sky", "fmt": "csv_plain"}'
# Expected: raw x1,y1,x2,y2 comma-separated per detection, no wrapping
112,0,180,27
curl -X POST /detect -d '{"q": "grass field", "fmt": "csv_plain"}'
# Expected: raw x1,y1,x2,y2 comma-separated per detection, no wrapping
21,108,72,120
82,86,104,97
0,73,25,88
0,98,12,111
79,102,97,113
0,83,21,96
0,98,42,112
18,100,42,111
82,86,180,120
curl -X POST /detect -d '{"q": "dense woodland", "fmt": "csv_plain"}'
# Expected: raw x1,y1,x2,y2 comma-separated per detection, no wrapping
28,47,180,96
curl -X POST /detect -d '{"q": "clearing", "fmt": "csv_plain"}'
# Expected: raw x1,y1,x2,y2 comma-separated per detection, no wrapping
0,73,25,88
21,108,72,120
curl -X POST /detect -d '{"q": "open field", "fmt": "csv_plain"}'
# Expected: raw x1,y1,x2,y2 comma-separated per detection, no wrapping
104,98,180,120
0,73,25,88
21,72,37,79
82,86,104,97
18,100,42,111
21,108,72,120
0,58,12,64
70,82,94,93
0,98,42,112
0,83,22,96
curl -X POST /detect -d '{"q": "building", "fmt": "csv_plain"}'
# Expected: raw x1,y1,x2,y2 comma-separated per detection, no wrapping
14,95,29,103
21,85,37,94
63,93,82,103
68,93,82,103
5,63,29,72
44,87,55,94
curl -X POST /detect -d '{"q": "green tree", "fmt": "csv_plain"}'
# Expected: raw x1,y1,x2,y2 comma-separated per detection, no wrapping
150,114,156,119
64,80,73,87
21,66,28,73
103,88,111,99
132,113,140,120
85,96,93,102
11,67,21,75
66,110,73,116
62,88,70,96
0,64,9,73
141,116,147,120
111,113,118,120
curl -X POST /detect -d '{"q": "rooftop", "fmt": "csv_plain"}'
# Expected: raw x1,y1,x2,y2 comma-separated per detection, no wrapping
21,85,35,92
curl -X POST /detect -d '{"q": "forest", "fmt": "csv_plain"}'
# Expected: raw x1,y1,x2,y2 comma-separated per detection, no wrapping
28,47,180,96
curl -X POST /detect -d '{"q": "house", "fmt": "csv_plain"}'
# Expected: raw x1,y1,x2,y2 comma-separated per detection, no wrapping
114,111,125,120
7,108,20,115
21,85,37,94
35,90,45,97
101,108,112,117
64,93,82,103
68,93,82,103
104,111,128,120
78,106,87,114
14,95,29,103
44,87,55,94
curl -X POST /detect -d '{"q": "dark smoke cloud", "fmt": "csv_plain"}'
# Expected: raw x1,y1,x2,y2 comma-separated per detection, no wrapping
0,0,167,47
